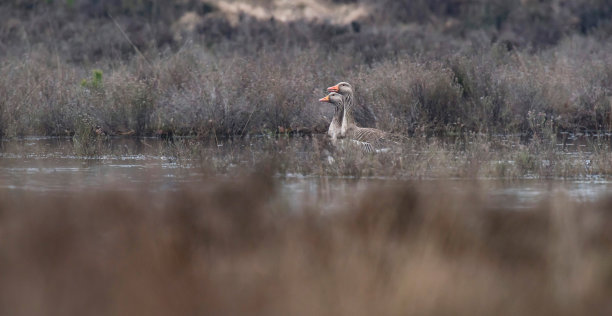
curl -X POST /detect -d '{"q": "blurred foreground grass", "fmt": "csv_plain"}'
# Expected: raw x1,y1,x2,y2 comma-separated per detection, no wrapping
1,171,612,315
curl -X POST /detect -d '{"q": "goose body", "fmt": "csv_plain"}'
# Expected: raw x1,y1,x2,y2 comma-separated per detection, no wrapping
326,82,390,152
320,90,390,153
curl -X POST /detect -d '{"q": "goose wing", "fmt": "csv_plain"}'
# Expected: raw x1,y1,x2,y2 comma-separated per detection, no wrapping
349,139,376,153
353,127,390,146
352,127,383,142
344,127,386,153
349,127,409,152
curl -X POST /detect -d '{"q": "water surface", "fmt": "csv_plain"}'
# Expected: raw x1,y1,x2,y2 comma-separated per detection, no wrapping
1,137,610,209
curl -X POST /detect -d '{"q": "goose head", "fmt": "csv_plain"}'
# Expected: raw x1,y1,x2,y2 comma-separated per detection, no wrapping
327,82,352,95
319,92,343,105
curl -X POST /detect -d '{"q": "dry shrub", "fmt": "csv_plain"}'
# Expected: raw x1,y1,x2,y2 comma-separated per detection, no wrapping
355,59,463,133
155,48,331,136
2,1,612,137
0,54,79,136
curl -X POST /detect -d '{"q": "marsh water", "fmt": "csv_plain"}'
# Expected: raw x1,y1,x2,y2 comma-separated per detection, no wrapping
1,136,611,210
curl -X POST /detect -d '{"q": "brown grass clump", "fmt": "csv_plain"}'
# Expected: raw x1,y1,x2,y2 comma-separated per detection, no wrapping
1,174,612,315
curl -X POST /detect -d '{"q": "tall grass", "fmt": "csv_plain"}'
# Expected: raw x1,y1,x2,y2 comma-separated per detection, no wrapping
2,39,612,138
1,173,612,315
1,1,612,137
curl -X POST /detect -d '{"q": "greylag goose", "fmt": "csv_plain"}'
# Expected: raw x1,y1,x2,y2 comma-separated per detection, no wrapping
320,91,390,153
319,93,343,141
326,82,390,151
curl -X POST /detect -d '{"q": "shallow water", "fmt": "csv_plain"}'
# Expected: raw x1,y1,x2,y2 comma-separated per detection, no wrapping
1,137,611,209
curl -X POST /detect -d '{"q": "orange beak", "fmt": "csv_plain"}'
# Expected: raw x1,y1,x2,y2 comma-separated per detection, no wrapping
327,85,339,92
319,95,330,102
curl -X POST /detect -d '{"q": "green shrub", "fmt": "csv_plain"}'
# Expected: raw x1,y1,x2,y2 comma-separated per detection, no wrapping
81,69,103,90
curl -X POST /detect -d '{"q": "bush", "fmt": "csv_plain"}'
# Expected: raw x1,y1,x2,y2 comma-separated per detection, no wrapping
2,0,612,137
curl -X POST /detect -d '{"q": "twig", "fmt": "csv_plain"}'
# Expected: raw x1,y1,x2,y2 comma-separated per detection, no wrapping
108,13,153,69
240,107,257,137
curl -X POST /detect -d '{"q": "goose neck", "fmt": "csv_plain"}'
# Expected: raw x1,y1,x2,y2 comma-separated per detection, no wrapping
341,91,356,132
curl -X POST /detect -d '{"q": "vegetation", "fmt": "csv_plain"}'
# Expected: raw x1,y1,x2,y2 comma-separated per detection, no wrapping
2,173,612,315
1,0,612,138
2,2,612,314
